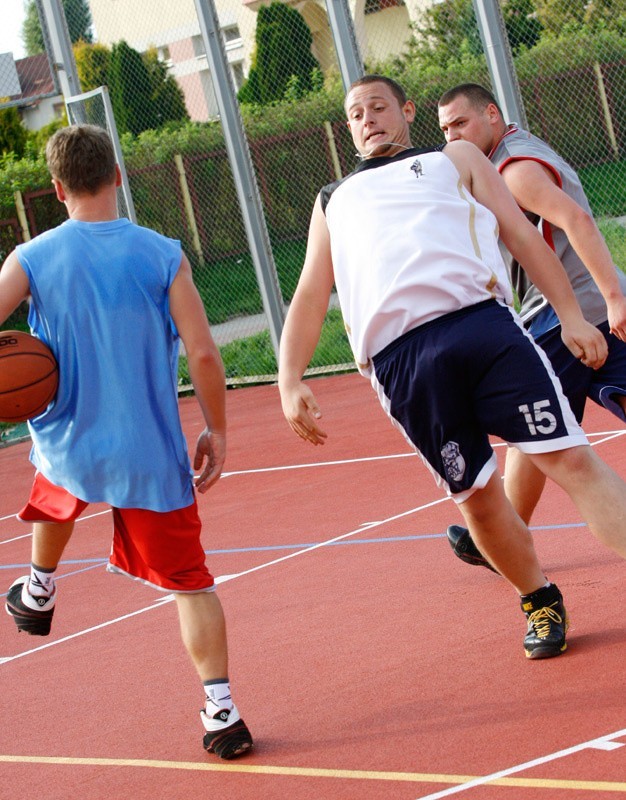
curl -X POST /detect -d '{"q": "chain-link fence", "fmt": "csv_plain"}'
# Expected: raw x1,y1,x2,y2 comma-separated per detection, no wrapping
1,0,626,386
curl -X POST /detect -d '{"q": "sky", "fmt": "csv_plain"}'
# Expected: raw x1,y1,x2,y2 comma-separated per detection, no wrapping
0,0,27,59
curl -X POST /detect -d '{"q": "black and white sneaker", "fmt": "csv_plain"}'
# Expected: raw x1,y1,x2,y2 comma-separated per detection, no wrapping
446,525,499,573
200,703,253,759
5,576,56,636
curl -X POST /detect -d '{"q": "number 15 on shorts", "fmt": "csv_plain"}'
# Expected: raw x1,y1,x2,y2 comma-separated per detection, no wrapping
519,400,557,435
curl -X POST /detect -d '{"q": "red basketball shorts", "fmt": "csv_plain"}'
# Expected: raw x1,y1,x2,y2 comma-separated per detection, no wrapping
18,472,214,593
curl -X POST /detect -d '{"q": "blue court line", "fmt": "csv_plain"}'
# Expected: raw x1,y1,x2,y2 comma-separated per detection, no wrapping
203,523,586,554
0,523,587,598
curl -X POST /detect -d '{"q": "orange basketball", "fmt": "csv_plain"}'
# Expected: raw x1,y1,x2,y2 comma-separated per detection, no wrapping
0,330,59,423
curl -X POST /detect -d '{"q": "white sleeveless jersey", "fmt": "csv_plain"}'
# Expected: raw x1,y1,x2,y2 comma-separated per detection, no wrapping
321,148,513,374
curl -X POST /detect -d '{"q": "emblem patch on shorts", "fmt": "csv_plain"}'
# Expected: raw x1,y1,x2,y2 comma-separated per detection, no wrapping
441,441,466,482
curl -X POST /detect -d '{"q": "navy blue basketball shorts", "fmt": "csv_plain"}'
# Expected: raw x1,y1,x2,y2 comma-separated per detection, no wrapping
535,320,626,424
371,300,587,503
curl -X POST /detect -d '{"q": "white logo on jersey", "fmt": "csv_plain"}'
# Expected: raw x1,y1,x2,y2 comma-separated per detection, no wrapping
441,441,466,482
410,159,423,179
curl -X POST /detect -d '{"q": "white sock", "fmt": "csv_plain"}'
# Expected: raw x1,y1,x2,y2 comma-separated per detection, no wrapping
203,679,233,713
28,564,56,598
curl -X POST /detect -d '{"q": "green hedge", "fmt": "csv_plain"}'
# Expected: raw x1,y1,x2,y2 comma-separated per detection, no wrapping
2,32,626,267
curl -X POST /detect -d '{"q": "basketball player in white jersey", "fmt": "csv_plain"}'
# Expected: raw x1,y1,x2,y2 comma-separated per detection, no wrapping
278,75,626,660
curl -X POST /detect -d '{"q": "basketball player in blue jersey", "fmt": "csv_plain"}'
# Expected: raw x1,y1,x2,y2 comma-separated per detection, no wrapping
0,125,252,758
278,74,626,660
437,83,626,571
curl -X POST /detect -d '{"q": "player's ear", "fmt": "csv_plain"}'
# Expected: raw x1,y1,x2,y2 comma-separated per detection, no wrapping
403,100,416,125
114,164,122,188
486,103,500,123
52,178,66,203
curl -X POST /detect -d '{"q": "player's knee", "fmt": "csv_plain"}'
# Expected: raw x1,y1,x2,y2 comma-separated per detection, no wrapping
535,444,601,485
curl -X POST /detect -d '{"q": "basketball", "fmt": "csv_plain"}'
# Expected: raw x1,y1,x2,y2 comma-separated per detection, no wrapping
0,330,59,423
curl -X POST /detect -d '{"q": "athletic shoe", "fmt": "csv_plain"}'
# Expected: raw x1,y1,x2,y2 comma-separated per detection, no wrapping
5,576,56,636
200,704,253,759
521,584,569,659
446,525,499,573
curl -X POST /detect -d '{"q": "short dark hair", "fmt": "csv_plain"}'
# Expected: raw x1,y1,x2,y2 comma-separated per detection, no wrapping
438,83,502,114
346,74,407,109
46,124,117,195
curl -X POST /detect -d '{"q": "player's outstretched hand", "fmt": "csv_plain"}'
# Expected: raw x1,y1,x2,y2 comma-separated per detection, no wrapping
561,319,608,370
280,381,328,446
194,429,226,493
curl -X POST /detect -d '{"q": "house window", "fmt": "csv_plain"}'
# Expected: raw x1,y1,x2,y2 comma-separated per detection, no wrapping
193,27,241,56
222,25,242,46
230,61,245,91
192,34,206,58
364,0,405,14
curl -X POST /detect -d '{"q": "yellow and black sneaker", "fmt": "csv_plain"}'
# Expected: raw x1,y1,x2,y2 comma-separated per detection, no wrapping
521,583,569,659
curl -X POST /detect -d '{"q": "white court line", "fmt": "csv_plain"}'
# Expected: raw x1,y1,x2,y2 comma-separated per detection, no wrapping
1,426,625,651
414,729,626,799
0,451,425,545
0,494,451,665
588,431,626,446
0,595,171,665
212,494,450,584
0,429,623,531
220,451,416,477
218,429,624,478
2,432,625,789
0,509,111,545
0,454,414,537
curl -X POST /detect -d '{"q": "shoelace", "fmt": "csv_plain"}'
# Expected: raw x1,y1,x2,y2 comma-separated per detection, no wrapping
526,605,564,639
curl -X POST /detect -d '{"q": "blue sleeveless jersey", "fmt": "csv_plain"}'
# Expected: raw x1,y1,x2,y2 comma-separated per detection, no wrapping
17,218,194,512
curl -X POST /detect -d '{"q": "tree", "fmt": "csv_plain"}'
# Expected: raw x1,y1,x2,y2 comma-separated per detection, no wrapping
405,0,542,68
238,2,322,105
74,42,112,92
534,0,626,35
406,0,483,69
108,41,158,136
74,41,188,131
502,0,543,52
143,49,189,127
0,107,28,157
23,0,93,56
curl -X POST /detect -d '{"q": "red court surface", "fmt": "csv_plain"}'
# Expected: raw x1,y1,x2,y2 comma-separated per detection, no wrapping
1,372,625,799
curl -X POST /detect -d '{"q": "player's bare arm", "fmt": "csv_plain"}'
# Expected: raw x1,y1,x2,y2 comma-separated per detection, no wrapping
278,195,335,445
444,140,607,369
501,158,626,342
170,253,227,492
0,252,30,325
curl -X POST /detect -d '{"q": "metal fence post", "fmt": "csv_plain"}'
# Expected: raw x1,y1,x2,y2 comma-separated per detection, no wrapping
472,0,528,128
193,0,285,361
326,0,364,91
37,0,82,102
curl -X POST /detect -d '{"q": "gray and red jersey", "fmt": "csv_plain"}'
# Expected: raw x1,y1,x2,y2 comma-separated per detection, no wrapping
489,124,626,328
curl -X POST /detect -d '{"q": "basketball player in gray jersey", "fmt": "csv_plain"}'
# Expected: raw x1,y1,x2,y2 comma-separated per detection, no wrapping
438,83,626,568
